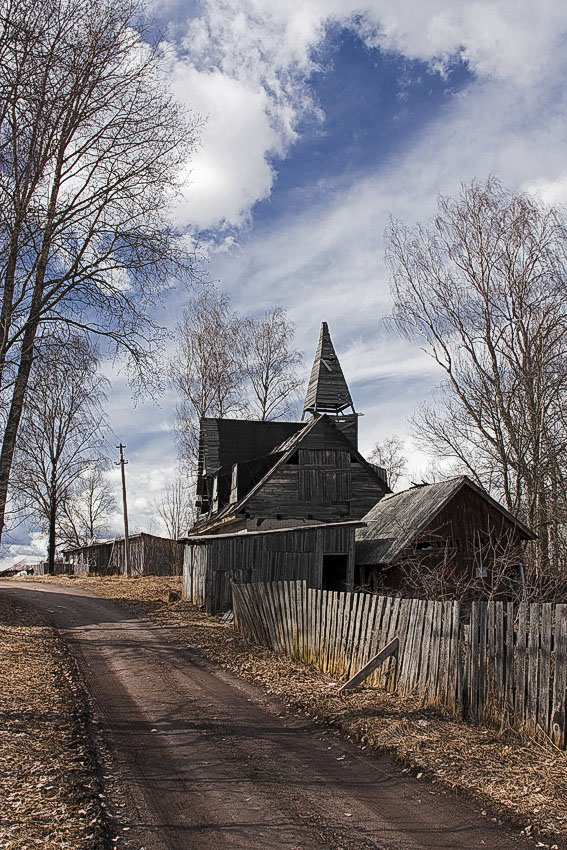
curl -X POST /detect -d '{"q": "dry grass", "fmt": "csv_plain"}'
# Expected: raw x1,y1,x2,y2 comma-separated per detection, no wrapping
0,592,105,850
11,574,567,848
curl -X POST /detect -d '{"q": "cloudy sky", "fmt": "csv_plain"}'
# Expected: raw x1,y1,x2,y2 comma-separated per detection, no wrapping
4,0,567,567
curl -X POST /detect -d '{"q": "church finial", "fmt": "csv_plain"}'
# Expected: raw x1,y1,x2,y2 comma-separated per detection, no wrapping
302,322,355,418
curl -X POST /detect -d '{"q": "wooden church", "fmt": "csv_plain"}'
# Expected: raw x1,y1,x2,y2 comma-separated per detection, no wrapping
181,322,391,611
181,322,534,612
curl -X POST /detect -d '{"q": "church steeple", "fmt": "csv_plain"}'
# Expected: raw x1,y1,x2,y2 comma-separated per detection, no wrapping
303,322,355,417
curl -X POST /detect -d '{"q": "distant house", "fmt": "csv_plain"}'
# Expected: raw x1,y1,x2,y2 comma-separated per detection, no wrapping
63,532,183,577
182,322,390,610
355,476,535,596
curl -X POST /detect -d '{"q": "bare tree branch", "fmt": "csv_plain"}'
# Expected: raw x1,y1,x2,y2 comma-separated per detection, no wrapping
0,0,200,545
386,176,567,586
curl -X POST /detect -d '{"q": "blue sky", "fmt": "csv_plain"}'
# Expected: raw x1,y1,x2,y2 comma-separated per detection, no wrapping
4,0,567,566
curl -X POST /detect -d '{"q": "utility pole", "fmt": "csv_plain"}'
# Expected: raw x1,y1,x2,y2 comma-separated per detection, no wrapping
115,443,130,577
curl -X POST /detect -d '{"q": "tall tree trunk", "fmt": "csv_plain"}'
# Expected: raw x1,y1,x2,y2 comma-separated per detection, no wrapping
0,316,40,543
47,472,57,575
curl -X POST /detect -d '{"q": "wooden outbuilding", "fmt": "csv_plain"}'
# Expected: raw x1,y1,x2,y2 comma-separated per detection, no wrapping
63,532,183,577
355,476,535,596
181,520,362,613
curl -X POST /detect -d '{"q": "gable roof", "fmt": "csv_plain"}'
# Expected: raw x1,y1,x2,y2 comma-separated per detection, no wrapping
355,476,535,565
303,322,354,416
191,414,390,534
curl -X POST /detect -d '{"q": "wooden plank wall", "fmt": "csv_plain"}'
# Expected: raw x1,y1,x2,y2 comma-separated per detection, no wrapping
183,524,356,612
231,581,567,749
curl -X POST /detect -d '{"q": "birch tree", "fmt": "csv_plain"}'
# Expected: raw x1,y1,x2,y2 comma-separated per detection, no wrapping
155,475,194,539
13,334,108,572
0,0,197,545
387,177,567,582
240,307,303,421
170,289,246,468
58,466,117,548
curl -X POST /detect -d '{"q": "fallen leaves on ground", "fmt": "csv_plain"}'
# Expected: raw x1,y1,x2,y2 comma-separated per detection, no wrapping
0,592,105,850
12,574,567,846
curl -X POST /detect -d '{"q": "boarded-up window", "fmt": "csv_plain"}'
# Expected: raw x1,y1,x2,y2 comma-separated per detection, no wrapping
299,468,351,502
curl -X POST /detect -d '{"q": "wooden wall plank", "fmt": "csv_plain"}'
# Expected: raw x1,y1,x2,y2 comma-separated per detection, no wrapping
527,603,541,738
539,603,552,737
515,603,528,726
551,604,567,749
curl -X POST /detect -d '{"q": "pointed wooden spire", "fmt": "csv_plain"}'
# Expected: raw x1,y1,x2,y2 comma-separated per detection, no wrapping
303,322,355,417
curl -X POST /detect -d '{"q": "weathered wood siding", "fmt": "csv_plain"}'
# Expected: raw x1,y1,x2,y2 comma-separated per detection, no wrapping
66,542,111,576
109,534,183,576
183,524,357,613
245,428,385,523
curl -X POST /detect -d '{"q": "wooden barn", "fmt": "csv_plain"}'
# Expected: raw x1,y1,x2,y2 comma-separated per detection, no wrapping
63,532,183,577
182,521,362,613
355,476,535,597
182,322,390,611
63,540,111,575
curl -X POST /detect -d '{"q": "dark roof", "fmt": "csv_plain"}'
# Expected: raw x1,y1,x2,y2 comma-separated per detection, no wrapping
355,476,535,565
303,322,354,416
197,417,304,496
62,532,178,555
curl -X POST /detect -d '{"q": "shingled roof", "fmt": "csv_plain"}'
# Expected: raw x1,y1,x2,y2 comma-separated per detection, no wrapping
355,476,535,565
303,322,354,416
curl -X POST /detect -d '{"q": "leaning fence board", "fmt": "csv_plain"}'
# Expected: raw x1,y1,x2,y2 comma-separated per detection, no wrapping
339,638,400,693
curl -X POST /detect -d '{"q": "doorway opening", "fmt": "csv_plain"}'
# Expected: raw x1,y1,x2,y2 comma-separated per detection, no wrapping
322,554,349,591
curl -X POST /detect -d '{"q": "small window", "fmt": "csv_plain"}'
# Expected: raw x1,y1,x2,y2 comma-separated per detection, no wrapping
475,566,488,578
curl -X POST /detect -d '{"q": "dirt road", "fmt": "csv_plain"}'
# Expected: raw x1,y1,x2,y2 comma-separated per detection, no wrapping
1,582,532,850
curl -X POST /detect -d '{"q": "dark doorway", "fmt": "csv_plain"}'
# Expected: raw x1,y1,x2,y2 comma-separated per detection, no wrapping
322,554,349,591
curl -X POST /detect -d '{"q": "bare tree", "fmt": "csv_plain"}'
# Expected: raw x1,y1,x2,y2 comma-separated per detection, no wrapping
368,435,407,491
240,307,304,421
155,475,194,539
0,0,198,546
386,177,567,583
170,288,247,468
12,334,108,572
58,466,117,548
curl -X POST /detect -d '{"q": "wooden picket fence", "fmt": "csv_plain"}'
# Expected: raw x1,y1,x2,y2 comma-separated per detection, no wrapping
231,581,567,748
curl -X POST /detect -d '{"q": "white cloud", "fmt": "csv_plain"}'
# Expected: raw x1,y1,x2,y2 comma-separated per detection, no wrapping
160,1,567,229
170,67,284,229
